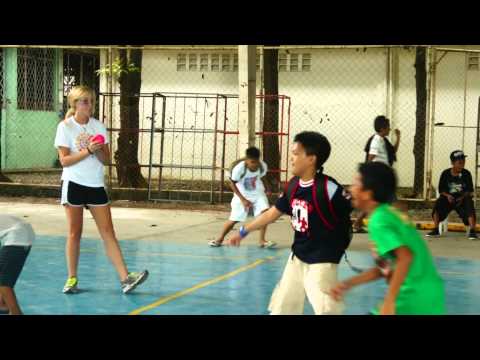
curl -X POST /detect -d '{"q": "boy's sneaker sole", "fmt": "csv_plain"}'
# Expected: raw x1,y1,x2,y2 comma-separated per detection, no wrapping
260,241,277,249
208,240,222,247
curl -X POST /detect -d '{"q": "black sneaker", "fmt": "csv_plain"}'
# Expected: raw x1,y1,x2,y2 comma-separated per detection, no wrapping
121,270,149,294
426,228,440,237
468,230,478,240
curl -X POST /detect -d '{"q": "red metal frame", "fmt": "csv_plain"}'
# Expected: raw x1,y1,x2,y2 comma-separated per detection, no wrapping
218,94,291,200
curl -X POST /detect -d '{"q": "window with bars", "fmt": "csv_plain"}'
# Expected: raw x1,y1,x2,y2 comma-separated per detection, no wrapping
176,54,186,71
200,54,209,71
175,51,311,72
278,52,288,71
177,53,236,72
468,54,479,71
290,53,299,72
211,54,219,71
188,54,197,71
17,48,56,111
278,52,311,72
301,53,311,71
221,54,230,71
233,54,238,71
63,51,100,116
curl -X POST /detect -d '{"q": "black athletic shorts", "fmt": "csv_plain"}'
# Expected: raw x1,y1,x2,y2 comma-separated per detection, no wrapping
61,180,109,208
433,194,475,226
0,245,31,288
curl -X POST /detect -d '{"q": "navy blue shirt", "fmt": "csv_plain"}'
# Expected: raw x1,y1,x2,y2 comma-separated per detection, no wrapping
275,178,352,264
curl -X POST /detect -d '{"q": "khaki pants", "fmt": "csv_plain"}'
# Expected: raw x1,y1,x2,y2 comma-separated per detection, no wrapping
268,254,344,315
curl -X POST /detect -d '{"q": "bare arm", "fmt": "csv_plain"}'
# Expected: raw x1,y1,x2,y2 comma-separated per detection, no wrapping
393,130,401,153
381,246,413,315
330,267,383,301
345,267,383,287
244,206,282,233
57,146,91,167
228,180,249,203
440,192,455,203
367,154,376,162
94,144,110,165
229,206,283,246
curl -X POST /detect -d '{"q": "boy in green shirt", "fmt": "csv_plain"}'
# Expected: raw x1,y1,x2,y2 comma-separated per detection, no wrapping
330,162,445,315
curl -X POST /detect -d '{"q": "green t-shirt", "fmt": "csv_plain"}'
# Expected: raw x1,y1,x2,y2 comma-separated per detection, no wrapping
368,204,446,315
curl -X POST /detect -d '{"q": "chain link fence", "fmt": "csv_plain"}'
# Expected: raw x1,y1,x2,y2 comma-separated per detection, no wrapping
1,45,479,203
429,48,480,200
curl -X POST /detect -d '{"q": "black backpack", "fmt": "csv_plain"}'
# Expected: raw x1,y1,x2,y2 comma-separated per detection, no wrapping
364,135,396,166
284,175,354,259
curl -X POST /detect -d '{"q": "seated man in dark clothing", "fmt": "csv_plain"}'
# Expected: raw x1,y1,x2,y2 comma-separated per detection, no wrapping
427,150,477,240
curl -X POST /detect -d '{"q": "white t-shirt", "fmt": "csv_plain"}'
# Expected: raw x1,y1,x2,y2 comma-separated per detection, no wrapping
54,117,109,188
369,134,390,165
230,160,268,200
0,215,35,247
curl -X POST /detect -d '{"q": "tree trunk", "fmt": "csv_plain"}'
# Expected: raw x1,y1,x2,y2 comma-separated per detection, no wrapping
263,49,281,191
413,47,427,196
115,49,147,188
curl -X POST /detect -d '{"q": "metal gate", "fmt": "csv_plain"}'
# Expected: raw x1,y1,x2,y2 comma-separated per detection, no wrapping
147,93,234,203
100,92,290,203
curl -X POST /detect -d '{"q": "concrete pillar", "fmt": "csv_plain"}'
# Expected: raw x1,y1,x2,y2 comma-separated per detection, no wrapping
238,45,256,156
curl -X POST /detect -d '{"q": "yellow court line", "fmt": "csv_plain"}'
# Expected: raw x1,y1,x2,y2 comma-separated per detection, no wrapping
129,254,279,315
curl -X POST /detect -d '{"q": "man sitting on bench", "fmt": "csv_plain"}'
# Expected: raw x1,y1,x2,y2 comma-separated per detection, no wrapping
427,150,477,240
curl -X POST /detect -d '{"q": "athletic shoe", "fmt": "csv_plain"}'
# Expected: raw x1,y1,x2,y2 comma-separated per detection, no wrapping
426,228,440,238
468,230,478,240
208,240,223,247
121,270,149,294
260,240,277,249
63,277,79,294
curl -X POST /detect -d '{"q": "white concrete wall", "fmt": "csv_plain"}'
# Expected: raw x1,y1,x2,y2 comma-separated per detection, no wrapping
99,48,480,188
431,51,480,189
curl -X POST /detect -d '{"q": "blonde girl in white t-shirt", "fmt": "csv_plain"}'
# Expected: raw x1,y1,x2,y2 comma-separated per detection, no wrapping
55,86,148,294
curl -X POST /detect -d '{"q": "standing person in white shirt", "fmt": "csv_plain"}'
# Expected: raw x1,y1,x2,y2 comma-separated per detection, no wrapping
54,86,148,294
353,115,400,233
0,215,34,315
209,147,276,248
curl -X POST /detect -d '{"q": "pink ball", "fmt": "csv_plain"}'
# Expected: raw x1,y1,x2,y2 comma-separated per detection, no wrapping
91,134,105,144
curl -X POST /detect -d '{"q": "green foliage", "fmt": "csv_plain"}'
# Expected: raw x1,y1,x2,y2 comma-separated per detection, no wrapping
96,57,140,78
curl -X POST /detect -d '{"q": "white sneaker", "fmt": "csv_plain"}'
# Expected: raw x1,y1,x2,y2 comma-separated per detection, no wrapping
208,240,223,247
260,240,277,249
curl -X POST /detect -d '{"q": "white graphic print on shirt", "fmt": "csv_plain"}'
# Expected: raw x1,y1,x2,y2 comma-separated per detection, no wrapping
291,198,310,233
75,132,92,151
448,182,463,195
243,177,257,191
